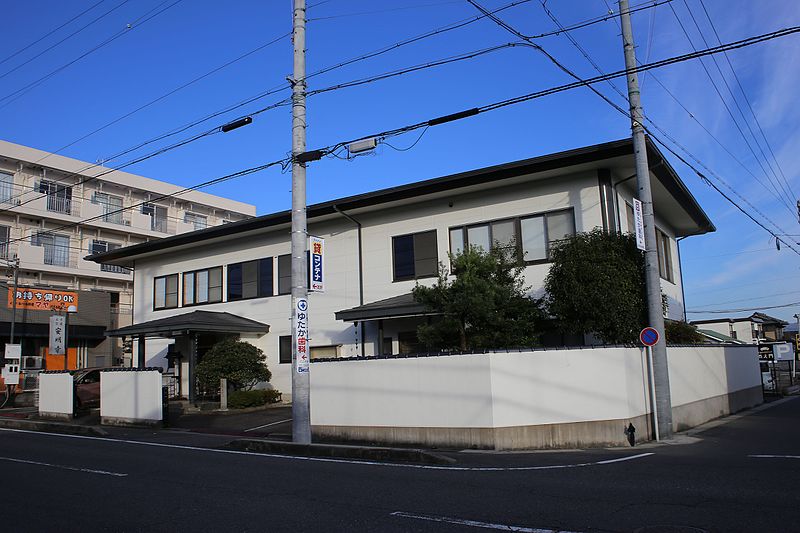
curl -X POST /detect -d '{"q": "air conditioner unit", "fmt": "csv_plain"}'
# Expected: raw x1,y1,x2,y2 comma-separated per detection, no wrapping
21,356,43,370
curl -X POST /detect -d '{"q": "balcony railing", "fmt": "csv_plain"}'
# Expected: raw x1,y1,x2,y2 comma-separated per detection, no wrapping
101,263,132,275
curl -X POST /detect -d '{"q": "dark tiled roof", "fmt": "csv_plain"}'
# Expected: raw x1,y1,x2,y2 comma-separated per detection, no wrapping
106,310,269,337
335,293,436,322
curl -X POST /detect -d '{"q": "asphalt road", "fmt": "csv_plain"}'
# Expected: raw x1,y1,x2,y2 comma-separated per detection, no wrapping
1,398,799,533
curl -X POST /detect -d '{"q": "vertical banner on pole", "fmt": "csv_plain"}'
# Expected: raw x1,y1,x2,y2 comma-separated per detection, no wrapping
294,298,309,374
309,236,324,292
633,198,646,251
49,315,66,355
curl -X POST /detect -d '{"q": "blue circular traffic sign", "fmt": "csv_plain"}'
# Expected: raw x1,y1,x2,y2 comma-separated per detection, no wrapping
640,327,660,346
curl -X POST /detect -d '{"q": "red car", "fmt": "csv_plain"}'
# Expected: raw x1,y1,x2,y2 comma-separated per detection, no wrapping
71,368,103,409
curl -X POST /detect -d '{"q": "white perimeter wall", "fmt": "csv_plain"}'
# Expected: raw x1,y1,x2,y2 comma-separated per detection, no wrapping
310,345,759,431
38,372,73,416
100,370,163,423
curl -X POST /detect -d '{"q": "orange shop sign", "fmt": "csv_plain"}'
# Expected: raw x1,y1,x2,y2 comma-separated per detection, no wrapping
7,288,79,311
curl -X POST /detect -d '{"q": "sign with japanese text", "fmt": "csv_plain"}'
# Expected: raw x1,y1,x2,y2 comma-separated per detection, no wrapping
310,236,324,292
633,198,646,251
294,298,309,374
49,315,66,356
8,288,78,311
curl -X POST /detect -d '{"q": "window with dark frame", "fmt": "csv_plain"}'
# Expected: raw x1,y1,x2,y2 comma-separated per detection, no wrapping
154,274,179,310
227,258,274,301
278,254,291,295
656,228,673,282
392,230,438,282
448,209,575,264
279,335,292,364
182,267,223,306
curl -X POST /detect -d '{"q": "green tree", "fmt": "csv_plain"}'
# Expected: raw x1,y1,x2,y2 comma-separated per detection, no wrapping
412,246,545,351
544,229,646,344
665,320,704,344
196,338,271,392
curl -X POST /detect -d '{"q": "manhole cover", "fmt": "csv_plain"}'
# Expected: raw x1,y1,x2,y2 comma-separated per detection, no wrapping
633,526,708,533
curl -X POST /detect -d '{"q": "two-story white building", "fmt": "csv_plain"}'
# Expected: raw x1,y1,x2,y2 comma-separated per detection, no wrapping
90,137,714,400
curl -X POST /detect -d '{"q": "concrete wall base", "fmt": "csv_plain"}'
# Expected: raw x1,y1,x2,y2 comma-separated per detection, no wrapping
39,412,73,421
101,416,162,428
313,413,654,451
671,385,763,433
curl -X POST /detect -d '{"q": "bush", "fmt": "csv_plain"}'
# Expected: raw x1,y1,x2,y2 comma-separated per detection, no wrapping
665,320,704,344
228,389,282,409
196,338,271,393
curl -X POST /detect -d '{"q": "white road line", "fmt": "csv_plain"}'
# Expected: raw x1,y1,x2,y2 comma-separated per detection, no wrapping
390,511,582,532
0,456,127,477
243,419,292,432
0,428,653,471
749,454,800,460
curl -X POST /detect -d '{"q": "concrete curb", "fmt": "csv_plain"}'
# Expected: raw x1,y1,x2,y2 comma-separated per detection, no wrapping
0,417,109,437
224,438,456,465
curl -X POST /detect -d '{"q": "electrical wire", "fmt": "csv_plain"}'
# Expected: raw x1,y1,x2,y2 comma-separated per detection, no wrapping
697,0,797,202
687,301,800,314
0,0,126,81
307,1,462,21
668,1,795,217
0,0,108,69
471,0,800,255
0,0,183,109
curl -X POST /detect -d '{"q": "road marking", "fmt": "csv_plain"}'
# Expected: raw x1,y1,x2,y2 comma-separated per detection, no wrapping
749,454,800,460
244,419,292,432
0,428,652,471
0,456,127,477
390,511,582,532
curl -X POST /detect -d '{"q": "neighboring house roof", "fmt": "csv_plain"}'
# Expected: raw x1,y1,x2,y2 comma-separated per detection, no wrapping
105,310,270,337
696,329,747,345
86,137,715,268
692,312,789,327
335,293,436,322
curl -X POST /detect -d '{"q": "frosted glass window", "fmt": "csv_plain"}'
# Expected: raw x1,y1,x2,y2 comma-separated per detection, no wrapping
467,225,490,253
520,217,546,261
183,273,195,305
449,228,464,256
491,220,515,248
547,211,574,246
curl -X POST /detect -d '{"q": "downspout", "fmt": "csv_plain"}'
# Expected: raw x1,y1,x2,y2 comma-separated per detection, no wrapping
611,172,637,233
333,205,365,356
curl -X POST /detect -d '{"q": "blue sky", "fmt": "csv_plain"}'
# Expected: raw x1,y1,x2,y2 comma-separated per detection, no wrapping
2,0,799,324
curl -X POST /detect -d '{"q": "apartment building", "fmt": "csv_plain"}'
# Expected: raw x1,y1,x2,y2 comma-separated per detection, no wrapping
90,137,715,400
0,140,255,368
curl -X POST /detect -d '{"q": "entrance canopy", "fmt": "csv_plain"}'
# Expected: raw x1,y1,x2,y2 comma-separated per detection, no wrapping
106,310,270,338
335,293,437,322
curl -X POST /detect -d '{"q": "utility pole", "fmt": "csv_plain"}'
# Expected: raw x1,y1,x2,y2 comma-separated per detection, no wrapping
9,257,19,346
619,0,673,439
290,0,311,444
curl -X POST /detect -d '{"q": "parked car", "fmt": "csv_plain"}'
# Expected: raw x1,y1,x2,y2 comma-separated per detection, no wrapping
71,368,104,409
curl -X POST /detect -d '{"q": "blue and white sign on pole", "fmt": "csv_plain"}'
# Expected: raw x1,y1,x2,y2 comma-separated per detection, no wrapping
294,298,309,374
310,236,324,292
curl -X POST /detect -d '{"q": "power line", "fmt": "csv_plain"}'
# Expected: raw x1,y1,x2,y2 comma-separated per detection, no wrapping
0,0,182,109
596,0,799,232
5,13,799,255
5,0,532,209
0,0,108,69
0,158,292,252
697,0,797,202
687,301,800,314
26,30,291,170
667,1,796,218
307,1,462,21
517,0,800,255
692,289,800,307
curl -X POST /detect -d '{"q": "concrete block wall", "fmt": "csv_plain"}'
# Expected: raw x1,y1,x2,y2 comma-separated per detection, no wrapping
100,369,163,426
